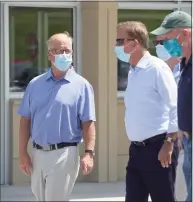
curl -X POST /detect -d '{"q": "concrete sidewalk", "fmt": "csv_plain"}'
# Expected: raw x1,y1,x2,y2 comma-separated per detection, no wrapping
0,151,187,201
1,181,126,201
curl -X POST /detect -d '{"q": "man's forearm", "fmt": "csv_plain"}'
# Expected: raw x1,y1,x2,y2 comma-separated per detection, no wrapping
166,57,180,71
19,117,31,155
82,121,96,150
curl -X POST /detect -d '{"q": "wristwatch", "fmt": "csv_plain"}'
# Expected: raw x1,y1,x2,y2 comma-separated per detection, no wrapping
85,149,95,157
165,136,174,143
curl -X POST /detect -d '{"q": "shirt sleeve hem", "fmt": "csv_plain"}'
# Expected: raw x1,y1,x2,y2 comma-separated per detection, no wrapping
80,116,96,123
167,126,178,134
17,110,31,119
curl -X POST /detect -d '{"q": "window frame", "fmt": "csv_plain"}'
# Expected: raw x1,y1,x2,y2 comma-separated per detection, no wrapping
0,1,6,185
117,1,190,98
4,1,81,99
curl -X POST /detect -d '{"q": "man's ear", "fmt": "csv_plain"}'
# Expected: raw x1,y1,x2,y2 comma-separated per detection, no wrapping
48,52,52,61
182,29,189,37
133,39,139,47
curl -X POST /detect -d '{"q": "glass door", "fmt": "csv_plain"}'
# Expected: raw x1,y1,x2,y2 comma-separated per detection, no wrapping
2,1,79,185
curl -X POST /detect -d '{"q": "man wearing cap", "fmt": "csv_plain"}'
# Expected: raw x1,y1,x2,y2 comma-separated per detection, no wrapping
153,36,182,154
151,10,192,202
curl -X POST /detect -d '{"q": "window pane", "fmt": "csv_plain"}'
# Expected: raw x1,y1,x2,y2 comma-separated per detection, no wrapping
117,59,130,91
117,9,172,92
9,7,73,92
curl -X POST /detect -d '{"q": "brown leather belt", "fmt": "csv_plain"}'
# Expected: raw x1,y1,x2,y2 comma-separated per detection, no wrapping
33,142,78,151
131,133,167,146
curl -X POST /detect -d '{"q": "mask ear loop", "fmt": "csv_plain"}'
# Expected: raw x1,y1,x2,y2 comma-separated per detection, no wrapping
176,34,184,61
49,52,56,67
124,40,136,54
50,52,55,56
177,33,185,46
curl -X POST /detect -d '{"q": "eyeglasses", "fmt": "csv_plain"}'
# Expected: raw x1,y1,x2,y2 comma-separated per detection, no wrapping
49,48,71,55
116,38,135,46
152,40,164,46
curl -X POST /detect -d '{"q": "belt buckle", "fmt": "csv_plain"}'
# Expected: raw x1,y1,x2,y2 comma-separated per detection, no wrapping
42,145,51,151
142,141,145,146
133,141,145,146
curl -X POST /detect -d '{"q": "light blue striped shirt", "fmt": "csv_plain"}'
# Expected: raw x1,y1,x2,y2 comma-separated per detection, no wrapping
124,52,178,141
173,63,181,84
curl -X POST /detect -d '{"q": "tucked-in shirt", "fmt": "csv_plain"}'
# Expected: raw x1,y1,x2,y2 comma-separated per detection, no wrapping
173,63,181,84
18,68,96,146
178,56,192,134
124,52,178,141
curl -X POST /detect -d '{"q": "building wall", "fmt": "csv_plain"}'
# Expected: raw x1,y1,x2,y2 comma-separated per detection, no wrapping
117,99,130,180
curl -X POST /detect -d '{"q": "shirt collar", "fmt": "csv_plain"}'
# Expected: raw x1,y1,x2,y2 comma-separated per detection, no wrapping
134,51,151,69
46,67,75,82
173,63,180,74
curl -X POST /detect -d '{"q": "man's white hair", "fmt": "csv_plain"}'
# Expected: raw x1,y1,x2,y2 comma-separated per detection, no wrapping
47,31,73,50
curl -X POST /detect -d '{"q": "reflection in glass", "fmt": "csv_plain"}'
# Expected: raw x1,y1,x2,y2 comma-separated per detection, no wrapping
117,9,172,92
10,32,38,91
9,7,73,92
117,59,130,91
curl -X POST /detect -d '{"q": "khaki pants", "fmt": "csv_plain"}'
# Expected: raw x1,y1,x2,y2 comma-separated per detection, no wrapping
31,146,80,201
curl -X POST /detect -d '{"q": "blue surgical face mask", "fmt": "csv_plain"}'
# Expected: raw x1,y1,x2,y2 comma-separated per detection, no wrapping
163,36,182,57
114,43,135,63
155,44,172,61
114,46,130,63
52,53,72,71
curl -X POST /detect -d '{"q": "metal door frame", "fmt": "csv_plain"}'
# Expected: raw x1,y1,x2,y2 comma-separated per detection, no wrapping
0,2,6,185
2,0,81,185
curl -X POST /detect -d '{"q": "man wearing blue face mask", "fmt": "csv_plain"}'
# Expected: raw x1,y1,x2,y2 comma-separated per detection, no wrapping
151,10,192,202
17,32,96,201
115,21,178,202
154,40,181,82
154,37,181,142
